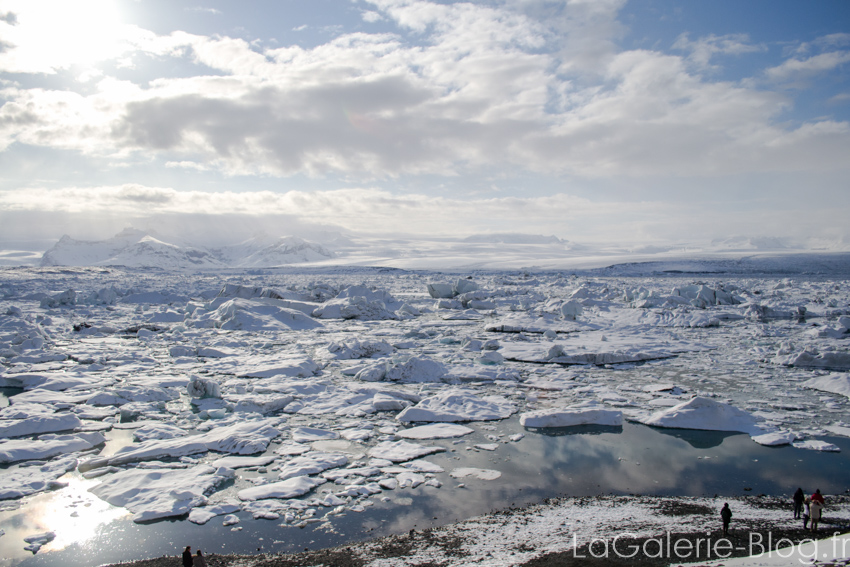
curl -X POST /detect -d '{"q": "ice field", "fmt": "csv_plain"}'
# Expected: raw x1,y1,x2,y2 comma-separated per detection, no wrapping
1,256,850,565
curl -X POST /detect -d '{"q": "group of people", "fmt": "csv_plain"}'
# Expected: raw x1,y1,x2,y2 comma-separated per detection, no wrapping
182,546,207,567
719,488,827,537
793,487,826,532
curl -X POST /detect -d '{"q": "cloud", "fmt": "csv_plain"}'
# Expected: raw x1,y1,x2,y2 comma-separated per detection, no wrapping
1,184,846,245
672,33,765,69
765,50,850,83
0,0,848,185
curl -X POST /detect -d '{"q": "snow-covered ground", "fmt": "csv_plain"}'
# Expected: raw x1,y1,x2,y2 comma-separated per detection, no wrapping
1,252,849,565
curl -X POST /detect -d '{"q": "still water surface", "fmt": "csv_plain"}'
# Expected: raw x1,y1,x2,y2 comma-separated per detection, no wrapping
2,415,848,567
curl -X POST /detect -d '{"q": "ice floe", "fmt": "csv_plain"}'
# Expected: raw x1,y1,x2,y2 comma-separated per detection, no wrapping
638,396,764,435
519,407,623,428
89,465,235,522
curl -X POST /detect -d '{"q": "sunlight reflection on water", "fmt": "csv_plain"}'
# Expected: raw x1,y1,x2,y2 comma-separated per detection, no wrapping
2,419,848,567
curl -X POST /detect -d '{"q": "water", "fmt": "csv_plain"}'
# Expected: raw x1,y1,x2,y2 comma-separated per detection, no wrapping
2,419,848,567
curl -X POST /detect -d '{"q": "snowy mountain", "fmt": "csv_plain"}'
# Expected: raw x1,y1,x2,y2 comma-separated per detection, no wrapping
38,229,335,269
217,235,335,267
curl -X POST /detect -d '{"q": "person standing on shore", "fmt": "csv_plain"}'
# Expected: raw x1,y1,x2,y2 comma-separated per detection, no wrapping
194,549,207,567
810,489,825,532
793,488,805,519
182,546,193,567
720,503,732,536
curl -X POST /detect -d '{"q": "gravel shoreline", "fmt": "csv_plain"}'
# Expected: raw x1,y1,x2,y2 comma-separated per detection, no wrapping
100,494,850,567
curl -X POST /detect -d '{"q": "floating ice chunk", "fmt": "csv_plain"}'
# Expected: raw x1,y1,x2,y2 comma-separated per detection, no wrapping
107,437,209,466
40,289,76,308
221,355,320,379
774,350,850,371
396,390,516,423
321,465,381,481
751,431,796,446
397,423,474,440
449,468,501,481
371,392,413,412
367,440,445,462
132,423,188,442
486,313,584,334
803,373,850,399
277,452,348,480
0,456,77,500
0,413,82,438
237,475,326,501
192,298,322,331
475,443,499,451
86,385,177,406
427,283,455,299
89,465,232,522
23,531,55,553
0,432,105,464
825,425,850,438
107,418,281,465
226,393,293,415
519,408,623,428
188,501,241,525
560,301,583,320
386,357,446,383
793,439,840,452
327,340,393,359
639,396,763,435
313,293,397,321
396,471,425,488
340,427,373,441
291,427,340,443
187,376,221,399
404,459,444,473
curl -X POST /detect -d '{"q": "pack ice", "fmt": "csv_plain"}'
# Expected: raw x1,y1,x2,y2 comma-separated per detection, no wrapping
0,264,848,543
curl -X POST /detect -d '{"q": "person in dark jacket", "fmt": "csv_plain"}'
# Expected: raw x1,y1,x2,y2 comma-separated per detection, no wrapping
793,488,805,519
720,503,732,536
194,549,207,567
182,546,193,567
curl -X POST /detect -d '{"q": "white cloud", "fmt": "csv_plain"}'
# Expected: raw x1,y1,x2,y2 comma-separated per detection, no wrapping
1,184,846,245
672,33,765,69
766,50,850,82
0,0,848,187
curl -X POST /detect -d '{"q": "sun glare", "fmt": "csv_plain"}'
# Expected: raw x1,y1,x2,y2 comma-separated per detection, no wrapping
5,0,126,72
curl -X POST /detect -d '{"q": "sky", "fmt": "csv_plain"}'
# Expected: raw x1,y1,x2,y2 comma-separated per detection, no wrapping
0,0,849,250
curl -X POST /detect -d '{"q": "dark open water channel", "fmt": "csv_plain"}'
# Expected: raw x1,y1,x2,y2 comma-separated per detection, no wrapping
1,407,849,567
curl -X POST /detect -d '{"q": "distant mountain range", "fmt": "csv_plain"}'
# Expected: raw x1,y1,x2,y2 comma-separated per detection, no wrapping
40,228,336,269
29,228,850,271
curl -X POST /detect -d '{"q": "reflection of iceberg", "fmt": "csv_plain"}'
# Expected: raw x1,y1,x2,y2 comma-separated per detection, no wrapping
653,427,742,449
524,424,623,437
